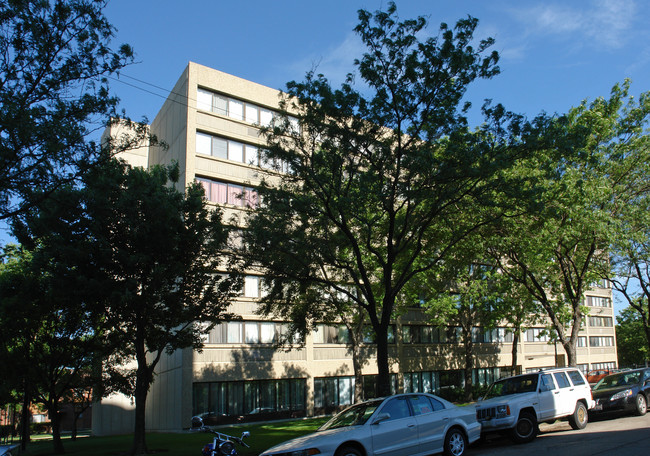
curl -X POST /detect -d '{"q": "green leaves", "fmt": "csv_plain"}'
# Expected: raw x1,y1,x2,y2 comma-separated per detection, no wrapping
0,0,134,220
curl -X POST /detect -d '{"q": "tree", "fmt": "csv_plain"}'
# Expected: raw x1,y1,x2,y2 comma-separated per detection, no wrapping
417,259,502,402
15,158,238,455
607,102,650,355
616,306,649,367
239,2,518,396
486,82,650,367
0,0,139,221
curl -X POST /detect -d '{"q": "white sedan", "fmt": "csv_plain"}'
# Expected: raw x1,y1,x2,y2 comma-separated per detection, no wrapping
260,393,481,456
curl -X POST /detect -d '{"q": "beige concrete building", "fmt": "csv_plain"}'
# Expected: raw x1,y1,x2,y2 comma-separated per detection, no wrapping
92,62,618,435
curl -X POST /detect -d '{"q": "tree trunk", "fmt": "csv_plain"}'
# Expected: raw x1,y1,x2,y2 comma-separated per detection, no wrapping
375,323,391,397
352,343,364,402
50,403,65,454
511,332,520,376
563,340,577,367
20,388,30,451
131,366,150,456
463,330,474,402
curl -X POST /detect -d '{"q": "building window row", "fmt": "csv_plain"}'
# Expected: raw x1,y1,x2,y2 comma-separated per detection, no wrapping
471,327,514,344
404,371,440,394
402,325,462,344
313,324,396,344
314,375,399,414
203,321,290,345
588,316,613,327
195,132,291,172
197,88,274,126
196,176,258,207
192,378,306,425
589,336,615,347
524,328,551,342
585,296,612,307
196,88,299,132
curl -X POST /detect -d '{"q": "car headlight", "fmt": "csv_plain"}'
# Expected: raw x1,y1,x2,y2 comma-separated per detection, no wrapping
610,389,633,401
496,405,511,418
288,450,321,456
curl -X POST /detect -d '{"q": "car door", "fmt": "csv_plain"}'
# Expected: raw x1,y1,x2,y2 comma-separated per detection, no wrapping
371,396,420,456
408,394,448,455
537,373,558,421
552,372,575,416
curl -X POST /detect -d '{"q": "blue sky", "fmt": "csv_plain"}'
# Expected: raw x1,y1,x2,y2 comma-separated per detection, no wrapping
103,0,650,126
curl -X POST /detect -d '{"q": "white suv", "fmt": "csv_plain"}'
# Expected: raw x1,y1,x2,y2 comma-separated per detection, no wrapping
475,367,595,443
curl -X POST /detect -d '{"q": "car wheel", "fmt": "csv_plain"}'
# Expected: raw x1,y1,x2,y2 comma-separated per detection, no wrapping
335,445,363,456
634,394,647,416
443,427,467,456
510,411,538,444
568,402,588,430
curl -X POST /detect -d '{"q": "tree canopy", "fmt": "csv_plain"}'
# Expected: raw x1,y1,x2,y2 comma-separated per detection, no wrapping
13,157,238,455
0,0,135,220
239,2,520,395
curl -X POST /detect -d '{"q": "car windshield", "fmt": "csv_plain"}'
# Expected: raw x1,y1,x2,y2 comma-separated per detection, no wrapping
593,372,641,390
319,400,382,430
484,374,539,399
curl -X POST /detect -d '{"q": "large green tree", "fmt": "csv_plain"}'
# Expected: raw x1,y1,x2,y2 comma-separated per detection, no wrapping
239,3,518,396
616,306,649,367
0,0,138,220
487,82,650,367
15,158,238,455
0,243,107,454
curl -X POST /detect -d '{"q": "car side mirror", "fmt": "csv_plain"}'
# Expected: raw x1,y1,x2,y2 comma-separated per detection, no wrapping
372,413,391,425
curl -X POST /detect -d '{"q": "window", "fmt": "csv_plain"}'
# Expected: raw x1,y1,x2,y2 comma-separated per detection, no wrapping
196,177,258,208
589,336,614,347
472,327,514,343
244,275,260,298
408,395,444,414
314,376,355,410
196,88,277,127
381,397,411,421
578,336,587,347
585,296,612,307
193,378,306,422
540,374,556,391
245,324,259,344
314,324,349,344
553,372,571,388
195,132,260,165
567,370,586,386
525,328,550,342
205,321,284,345
588,316,613,327
404,371,440,394
227,322,242,343
472,367,501,386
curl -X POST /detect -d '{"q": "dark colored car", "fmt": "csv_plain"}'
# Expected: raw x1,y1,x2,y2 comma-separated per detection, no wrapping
590,367,650,416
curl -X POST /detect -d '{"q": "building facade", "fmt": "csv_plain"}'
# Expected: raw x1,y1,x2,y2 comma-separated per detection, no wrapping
92,62,618,435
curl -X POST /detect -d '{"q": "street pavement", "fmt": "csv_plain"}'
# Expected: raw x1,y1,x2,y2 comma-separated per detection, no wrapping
466,412,650,456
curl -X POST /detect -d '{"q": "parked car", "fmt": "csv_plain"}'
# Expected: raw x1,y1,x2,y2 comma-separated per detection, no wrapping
260,393,481,456
586,369,616,385
590,367,650,416
475,367,595,444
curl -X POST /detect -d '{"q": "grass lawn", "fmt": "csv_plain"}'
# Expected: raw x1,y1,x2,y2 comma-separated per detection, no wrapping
18,417,329,456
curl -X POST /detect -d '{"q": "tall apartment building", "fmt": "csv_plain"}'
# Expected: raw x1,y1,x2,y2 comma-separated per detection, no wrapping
92,62,618,435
